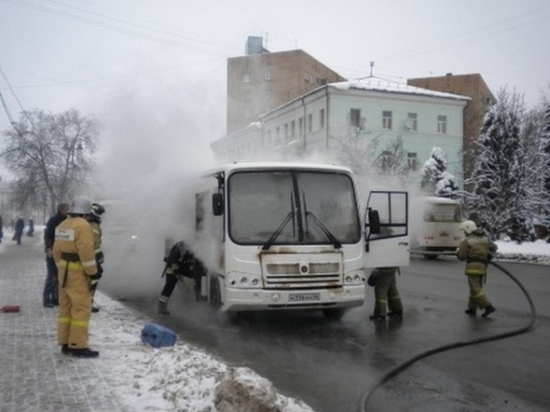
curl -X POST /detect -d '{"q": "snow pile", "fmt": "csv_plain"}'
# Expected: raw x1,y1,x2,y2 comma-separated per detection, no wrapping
495,239,550,264
91,293,314,412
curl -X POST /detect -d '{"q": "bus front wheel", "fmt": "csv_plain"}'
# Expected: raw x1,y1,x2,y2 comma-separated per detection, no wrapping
322,308,347,321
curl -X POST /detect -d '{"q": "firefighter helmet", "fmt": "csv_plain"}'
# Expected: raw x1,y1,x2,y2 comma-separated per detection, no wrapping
92,202,106,217
69,196,93,215
460,220,478,234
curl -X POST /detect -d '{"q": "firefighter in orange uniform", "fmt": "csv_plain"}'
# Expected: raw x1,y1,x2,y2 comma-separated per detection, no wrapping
53,196,100,358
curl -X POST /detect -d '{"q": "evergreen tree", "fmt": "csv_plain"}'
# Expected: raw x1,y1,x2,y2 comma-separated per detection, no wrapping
465,88,533,240
419,147,459,198
540,105,550,230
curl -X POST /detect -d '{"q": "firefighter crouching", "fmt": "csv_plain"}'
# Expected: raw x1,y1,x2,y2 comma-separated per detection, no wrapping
53,196,100,358
158,240,206,314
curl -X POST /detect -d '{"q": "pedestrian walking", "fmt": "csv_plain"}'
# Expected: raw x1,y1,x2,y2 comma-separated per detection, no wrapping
87,202,105,313
43,203,69,307
53,196,100,358
368,266,403,321
14,216,25,245
457,220,498,317
158,240,205,314
27,217,34,237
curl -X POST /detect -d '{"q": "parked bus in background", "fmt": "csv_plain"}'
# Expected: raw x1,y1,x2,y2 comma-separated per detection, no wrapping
410,196,465,260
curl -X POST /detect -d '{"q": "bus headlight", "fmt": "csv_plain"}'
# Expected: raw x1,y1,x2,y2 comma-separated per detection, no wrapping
344,271,365,285
227,272,262,289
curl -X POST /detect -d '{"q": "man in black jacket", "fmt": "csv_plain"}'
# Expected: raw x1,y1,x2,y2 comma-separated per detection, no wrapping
43,203,69,307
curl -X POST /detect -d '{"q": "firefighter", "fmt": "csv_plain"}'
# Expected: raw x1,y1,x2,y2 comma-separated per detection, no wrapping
368,266,403,321
87,202,106,313
53,196,100,358
158,240,205,314
457,220,498,317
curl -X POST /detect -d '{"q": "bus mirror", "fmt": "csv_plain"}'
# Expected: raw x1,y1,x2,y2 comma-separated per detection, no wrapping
368,209,381,234
212,193,224,216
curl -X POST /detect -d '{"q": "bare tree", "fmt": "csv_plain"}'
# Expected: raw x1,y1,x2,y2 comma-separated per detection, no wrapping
1,108,99,214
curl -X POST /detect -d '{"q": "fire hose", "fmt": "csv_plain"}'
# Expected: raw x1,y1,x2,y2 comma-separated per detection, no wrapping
358,261,537,412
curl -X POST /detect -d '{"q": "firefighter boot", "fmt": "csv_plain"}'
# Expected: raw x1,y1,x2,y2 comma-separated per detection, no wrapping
482,305,496,318
158,300,169,315
70,348,100,358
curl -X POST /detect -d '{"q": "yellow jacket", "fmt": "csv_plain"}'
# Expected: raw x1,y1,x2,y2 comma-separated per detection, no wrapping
53,216,98,276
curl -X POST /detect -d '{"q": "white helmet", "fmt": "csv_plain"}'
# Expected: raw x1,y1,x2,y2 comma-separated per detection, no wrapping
460,220,478,234
69,196,93,215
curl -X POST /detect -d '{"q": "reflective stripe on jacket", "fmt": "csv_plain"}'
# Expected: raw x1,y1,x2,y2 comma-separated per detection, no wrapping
457,230,498,276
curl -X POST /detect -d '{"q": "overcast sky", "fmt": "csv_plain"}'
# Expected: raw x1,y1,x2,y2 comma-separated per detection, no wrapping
1,0,549,134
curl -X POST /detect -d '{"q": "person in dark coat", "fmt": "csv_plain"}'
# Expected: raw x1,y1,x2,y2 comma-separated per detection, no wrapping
14,216,25,245
27,217,35,237
43,203,69,307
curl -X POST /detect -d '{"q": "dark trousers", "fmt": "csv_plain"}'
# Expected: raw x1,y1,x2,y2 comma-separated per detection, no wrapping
43,257,59,305
160,274,178,300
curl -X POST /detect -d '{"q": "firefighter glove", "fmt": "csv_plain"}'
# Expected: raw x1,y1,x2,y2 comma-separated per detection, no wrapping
89,274,101,291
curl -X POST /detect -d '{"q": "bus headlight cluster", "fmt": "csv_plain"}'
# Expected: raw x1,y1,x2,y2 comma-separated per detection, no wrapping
344,271,365,285
227,272,261,289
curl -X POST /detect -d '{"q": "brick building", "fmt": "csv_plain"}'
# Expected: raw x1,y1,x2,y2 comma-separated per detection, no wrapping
407,73,495,179
226,36,345,134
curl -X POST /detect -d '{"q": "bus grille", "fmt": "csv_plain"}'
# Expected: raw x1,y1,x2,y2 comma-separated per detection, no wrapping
264,262,341,288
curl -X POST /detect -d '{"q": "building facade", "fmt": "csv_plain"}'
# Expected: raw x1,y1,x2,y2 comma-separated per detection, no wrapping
259,78,470,186
407,73,495,180
227,37,345,134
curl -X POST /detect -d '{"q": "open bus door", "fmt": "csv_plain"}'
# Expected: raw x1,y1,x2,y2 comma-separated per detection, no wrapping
364,191,410,268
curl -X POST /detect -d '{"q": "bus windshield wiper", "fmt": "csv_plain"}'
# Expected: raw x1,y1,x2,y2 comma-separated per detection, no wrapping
305,211,342,249
261,211,295,250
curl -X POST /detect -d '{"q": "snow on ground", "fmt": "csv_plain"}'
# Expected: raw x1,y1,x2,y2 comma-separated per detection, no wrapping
495,239,550,264
91,294,314,412
0,230,548,412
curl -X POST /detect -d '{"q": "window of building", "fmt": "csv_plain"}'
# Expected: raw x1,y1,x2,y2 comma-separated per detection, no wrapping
350,108,361,127
406,113,418,132
382,111,393,130
243,72,250,83
284,124,288,140
308,114,313,132
407,152,418,170
319,109,325,129
298,117,303,137
264,89,272,99
291,120,296,139
264,69,271,81
243,91,251,101
437,115,447,134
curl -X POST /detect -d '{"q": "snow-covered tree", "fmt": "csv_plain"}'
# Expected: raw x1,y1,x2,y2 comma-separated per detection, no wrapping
419,147,459,198
465,88,534,240
539,104,550,229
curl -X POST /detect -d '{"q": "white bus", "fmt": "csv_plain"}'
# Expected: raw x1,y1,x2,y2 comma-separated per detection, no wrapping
184,162,409,319
410,196,465,260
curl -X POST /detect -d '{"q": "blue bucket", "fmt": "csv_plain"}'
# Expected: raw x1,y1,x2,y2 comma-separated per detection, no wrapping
141,323,177,348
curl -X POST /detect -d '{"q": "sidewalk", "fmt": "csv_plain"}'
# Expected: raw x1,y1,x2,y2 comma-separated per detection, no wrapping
0,232,313,412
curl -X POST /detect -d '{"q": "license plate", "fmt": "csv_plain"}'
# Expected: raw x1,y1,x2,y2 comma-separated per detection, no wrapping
289,293,321,302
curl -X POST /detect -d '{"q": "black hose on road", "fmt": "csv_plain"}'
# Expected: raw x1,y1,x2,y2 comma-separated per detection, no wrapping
358,261,538,412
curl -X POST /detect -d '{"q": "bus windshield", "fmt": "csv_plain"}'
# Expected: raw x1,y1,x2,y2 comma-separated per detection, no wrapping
228,170,360,246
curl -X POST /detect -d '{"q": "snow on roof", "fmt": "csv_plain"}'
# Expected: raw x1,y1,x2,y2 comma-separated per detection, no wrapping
330,77,471,101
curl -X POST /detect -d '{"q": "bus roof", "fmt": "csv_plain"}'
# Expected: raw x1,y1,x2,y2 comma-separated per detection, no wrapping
203,162,354,176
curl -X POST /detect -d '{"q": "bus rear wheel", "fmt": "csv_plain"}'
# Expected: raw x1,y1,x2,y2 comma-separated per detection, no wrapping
209,276,222,309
